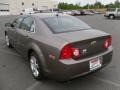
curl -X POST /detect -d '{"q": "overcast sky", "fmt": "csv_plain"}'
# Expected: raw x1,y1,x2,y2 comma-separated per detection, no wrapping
53,0,120,6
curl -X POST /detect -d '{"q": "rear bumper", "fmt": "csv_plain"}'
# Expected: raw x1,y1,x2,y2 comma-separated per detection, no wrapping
45,46,113,81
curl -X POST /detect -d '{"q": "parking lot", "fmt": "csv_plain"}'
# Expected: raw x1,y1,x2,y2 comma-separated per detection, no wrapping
0,15,120,90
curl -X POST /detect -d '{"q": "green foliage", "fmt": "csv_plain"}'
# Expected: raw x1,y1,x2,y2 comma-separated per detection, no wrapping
58,0,120,10
58,3,81,10
106,0,120,8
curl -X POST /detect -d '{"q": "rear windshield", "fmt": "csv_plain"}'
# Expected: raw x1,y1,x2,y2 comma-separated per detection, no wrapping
43,16,91,33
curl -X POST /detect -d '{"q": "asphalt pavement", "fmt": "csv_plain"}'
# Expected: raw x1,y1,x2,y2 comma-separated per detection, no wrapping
0,15,120,90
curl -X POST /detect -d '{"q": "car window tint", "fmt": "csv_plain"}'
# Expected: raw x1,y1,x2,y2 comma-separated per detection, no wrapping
12,17,23,28
44,16,91,33
20,17,34,31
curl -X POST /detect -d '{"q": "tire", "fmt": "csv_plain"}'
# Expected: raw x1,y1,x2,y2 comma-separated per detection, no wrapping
109,15,115,19
5,34,12,48
29,52,44,80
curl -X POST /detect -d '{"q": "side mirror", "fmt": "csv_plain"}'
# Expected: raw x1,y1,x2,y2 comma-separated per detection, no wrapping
5,23,11,27
11,24,14,27
5,23,14,28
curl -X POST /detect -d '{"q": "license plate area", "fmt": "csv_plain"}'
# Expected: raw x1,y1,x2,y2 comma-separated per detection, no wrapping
89,57,102,71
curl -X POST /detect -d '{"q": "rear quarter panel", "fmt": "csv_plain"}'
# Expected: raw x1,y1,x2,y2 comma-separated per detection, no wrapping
26,17,68,73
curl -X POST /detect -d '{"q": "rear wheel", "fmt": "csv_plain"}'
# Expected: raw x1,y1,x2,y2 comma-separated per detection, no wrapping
29,52,44,80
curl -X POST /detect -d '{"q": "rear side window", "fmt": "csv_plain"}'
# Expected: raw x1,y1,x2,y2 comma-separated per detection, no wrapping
12,17,23,28
43,16,91,33
20,17,34,31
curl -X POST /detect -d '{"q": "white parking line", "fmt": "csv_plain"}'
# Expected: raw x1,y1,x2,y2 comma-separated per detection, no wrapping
91,76,120,87
26,82,40,90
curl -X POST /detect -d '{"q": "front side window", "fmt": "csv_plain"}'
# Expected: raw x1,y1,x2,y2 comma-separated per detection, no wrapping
20,17,35,32
12,17,23,28
44,16,91,33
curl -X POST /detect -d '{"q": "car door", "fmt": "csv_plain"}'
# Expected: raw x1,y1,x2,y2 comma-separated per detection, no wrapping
7,17,23,47
15,16,35,57
117,8,120,17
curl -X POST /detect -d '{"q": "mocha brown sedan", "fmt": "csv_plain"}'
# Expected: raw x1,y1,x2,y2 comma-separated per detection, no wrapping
5,13,113,81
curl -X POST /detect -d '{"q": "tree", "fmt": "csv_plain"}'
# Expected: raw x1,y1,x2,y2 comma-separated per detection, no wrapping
105,3,115,8
58,2,81,10
105,0,120,8
58,0,120,10
94,1,105,8
114,0,120,8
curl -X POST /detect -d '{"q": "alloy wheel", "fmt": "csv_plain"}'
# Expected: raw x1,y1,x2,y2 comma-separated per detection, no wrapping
30,56,40,77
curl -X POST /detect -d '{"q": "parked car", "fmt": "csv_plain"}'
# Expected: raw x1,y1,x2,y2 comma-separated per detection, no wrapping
79,10,86,15
71,10,81,16
21,8,35,15
83,10,94,15
5,13,113,81
89,10,102,14
94,11,102,14
104,8,120,19
37,10,51,13
49,8,60,13
62,11,72,15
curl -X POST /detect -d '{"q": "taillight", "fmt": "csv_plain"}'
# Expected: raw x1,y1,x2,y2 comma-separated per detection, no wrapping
104,35,112,49
60,44,81,59
72,48,80,57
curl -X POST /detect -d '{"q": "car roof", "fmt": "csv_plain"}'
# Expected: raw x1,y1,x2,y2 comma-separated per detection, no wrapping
30,13,71,19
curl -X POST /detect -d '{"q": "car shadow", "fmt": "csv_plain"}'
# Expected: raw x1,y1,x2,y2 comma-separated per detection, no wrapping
104,17,120,20
32,71,113,90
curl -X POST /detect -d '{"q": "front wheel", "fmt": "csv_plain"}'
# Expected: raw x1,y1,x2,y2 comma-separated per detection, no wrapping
5,34,12,48
109,15,115,19
29,52,44,80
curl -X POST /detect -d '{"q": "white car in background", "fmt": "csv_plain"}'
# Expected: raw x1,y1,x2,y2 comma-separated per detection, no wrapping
104,8,120,19
21,8,35,15
71,10,81,16
62,11,72,15
83,10,94,15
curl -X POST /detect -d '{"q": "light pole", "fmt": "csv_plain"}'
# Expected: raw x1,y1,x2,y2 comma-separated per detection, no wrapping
88,3,90,9
88,0,90,9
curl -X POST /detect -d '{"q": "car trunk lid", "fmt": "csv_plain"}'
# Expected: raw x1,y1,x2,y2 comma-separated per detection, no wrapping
55,29,110,59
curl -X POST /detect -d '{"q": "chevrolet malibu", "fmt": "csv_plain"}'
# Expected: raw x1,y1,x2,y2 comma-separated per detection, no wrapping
5,13,113,81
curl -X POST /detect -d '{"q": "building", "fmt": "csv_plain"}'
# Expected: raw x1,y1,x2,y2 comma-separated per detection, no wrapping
0,3,9,11
0,0,9,15
9,0,58,15
0,0,8,10
0,0,57,15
